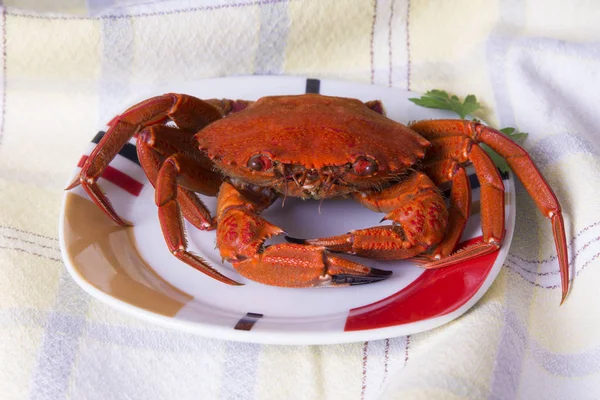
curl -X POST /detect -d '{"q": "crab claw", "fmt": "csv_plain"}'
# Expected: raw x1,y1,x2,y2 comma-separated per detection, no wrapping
216,182,392,287
325,251,392,285
217,208,285,262
231,243,392,288
285,227,427,260
330,269,392,285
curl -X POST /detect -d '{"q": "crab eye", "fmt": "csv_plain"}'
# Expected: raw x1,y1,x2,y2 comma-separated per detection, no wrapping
353,156,378,175
247,154,273,171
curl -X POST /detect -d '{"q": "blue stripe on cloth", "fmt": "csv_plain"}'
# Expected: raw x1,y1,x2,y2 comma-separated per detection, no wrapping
99,15,134,124
26,18,135,395
87,0,116,16
484,4,530,397
29,271,91,400
29,314,86,400
484,0,526,129
0,8,6,148
488,182,538,400
254,0,290,75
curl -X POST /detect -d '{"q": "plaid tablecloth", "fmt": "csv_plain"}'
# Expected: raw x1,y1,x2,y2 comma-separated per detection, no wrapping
1,1,599,399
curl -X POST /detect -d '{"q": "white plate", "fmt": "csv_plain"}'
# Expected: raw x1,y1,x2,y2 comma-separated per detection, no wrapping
59,76,515,345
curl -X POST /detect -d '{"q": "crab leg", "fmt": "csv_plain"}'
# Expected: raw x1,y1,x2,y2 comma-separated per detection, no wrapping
217,182,392,287
154,153,241,285
66,94,225,226
414,139,505,267
289,172,449,261
409,120,569,303
136,125,224,230
419,160,472,260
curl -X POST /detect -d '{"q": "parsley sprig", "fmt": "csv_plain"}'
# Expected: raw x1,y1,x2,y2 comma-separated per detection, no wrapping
409,90,527,173
408,89,481,119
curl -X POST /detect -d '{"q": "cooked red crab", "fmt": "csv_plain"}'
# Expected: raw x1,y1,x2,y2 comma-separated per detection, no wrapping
67,93,569,303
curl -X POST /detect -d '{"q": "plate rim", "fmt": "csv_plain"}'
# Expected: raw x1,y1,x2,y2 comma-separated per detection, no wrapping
58,75,516,345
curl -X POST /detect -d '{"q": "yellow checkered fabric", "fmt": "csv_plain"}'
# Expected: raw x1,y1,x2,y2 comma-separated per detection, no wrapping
1,1,599,399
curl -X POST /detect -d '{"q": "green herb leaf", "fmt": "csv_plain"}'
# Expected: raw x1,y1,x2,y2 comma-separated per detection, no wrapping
499,127,515,135
409,90,482,119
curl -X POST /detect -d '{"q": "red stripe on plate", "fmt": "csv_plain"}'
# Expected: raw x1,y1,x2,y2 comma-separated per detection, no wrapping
344,236,500,331
78,155,144,196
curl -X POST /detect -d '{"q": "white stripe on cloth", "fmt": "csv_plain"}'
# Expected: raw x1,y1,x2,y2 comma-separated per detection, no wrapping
221,342,262,400
363,336,408,400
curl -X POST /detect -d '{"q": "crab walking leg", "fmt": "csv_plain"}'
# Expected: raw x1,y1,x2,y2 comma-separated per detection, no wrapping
139,142,214,231
415,142,505,268
410,120,569,303
154,153,242,285
204,98,255,115
419,160,472,260
288,172,449,260
66,94,225,226
216,182,392,287
136,125,224,230
364,100,385,115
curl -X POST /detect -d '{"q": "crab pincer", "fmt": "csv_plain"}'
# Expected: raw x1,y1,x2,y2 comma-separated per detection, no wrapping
216,182,392,287
233,242,391,287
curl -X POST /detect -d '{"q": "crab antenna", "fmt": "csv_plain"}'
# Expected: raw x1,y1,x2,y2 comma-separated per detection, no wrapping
318,174,334,214
322,173,334,193
318,197,325,215
298,170,308,187
281,177,289,208
291,172,302,187
274,164,290,207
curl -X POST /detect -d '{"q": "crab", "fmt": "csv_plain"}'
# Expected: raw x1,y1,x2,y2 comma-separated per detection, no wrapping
67,93,569,303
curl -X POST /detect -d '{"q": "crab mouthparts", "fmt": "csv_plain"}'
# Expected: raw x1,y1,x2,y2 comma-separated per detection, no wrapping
290,170,336,196
276,164,332,192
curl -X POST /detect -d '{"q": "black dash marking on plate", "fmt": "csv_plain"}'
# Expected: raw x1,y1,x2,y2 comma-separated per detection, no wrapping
234,312,264,331
469,173,480,190
92,130,140,166
443,171,510,198
91,131,105,144
305,78,321,94
468,169,510,190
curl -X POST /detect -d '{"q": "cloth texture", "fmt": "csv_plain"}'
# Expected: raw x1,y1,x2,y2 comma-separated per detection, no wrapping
1,1,599,399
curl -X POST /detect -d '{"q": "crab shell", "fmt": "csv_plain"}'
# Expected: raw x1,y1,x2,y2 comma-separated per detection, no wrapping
196,94,431,198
